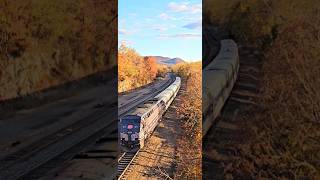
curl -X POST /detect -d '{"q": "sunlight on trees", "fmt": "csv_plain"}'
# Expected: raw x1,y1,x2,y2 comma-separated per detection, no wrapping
172,62,202,179
118,45,158,92
0,0,117,100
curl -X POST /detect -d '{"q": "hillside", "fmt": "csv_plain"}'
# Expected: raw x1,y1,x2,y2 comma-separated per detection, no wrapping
205,0,320,179
146,56,186,66
0,0,117,101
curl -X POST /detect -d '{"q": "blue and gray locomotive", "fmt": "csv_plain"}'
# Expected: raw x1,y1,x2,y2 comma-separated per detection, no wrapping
119,77,181,152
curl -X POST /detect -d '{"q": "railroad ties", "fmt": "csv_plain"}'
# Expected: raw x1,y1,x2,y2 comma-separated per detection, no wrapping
117,151,139,179
202,39,240,136
0,106,117,180
117,79,185,179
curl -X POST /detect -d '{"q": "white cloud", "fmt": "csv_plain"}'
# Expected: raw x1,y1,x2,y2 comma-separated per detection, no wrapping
189,3,202,14
158,33,201,39
182,20,202,29
168,2,201,14
119,27,139,36
119,40,133,47
119,29,127,35
158,13,176,20
168,2,189,12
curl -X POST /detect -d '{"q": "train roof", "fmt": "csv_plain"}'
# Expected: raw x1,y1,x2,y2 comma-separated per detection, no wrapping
121,114,140,120
130,99,159,117
125,77,180,118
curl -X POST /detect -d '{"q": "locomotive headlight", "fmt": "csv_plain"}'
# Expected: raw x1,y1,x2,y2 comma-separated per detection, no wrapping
120,133,129,141
131,133,139,141
127,124,133,129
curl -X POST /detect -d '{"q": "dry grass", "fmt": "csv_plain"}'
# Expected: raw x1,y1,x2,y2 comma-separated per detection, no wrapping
173,62,202,179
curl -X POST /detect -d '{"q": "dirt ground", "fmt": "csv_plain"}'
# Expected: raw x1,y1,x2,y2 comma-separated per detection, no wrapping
124,82,186,180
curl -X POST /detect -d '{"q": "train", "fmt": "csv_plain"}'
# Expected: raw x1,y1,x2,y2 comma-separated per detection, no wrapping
119,77,181,152
203,39,239,136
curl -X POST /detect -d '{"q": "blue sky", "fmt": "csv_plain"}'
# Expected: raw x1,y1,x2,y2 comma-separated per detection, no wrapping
119,0,202,62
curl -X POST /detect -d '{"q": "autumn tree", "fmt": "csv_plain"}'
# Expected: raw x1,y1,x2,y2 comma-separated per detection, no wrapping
144,56,158,80
0,0,117,100
118,45,158,92
156,64,170,77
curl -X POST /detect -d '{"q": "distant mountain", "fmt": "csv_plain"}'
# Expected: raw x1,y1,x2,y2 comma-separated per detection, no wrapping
146,56,186,66
168,57,185,64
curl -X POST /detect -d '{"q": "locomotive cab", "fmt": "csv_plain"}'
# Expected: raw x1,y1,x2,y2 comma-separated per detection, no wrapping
119,115,141,152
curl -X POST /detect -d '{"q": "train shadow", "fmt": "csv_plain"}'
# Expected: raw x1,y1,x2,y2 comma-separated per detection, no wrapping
153,108,181,147
134,98,182,178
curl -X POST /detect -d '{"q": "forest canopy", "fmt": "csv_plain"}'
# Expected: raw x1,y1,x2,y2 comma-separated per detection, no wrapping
118,45,158,93
0,0,117,100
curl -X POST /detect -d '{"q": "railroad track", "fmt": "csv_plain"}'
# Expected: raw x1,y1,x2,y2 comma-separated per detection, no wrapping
0,76,175,180
118,76,174,118
120,79,187,180
115,75,178,180
117,151,139,179
202,26,262,179
0,105,117,180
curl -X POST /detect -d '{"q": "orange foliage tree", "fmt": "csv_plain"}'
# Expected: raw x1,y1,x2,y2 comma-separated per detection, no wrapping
118,45,158,92
0,0,117,100
144,56,158,80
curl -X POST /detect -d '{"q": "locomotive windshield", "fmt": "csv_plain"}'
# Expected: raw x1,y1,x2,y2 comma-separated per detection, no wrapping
120,115,141,132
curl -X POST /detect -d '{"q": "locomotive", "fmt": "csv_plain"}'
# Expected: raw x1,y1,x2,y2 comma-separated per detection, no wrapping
119,77,181,152
203,39,239,135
